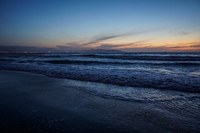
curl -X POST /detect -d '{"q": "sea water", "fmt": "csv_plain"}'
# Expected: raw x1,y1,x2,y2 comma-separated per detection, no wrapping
0,52,200,92
0,52,200,132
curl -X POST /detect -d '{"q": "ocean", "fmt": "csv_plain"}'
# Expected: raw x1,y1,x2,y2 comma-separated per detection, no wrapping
1,52,200,103
0,52,200,132
0,52,200,92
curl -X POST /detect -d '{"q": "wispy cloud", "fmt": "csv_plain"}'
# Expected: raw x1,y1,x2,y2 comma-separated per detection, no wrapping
97,43,132,49
82,34,129,46
169,46,184,48
79,28,161,46
65,42,80,46
97,40,148,49
0,45,83,53
120,46,170,52
63,29,162,51
120,41,200,52
168,42,200,48
190,44,200,48
56,45,84,52
0,45,55,53
171,30,190,36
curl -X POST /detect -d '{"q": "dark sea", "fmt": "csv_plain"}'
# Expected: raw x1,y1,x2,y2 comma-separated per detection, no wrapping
0,52,200,132
1,52,200,92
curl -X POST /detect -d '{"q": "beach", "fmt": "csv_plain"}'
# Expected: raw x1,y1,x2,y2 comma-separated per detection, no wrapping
1,0,200,132
0,70,199,133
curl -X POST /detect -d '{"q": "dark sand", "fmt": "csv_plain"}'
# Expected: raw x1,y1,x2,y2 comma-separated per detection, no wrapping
0,70,199,133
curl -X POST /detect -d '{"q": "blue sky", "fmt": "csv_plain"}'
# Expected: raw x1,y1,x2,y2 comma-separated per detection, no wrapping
0,0,200,52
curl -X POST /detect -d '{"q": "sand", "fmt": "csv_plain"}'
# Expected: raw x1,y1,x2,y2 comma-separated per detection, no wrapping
0,70,199,133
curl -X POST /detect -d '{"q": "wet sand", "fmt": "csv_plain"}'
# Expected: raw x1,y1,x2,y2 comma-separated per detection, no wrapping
0,70,199,133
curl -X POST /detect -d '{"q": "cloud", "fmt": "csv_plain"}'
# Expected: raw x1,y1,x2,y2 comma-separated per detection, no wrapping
177,31,190,35
171,30,190,36
119,41,200,52
97,40,148,49
82,34,127,46
169,46,185,48
120,47,169,52
65,42,80,46
56,45,71,49
0,45,83,53
0,45,55,53
56,45,85,52
190,44,200,47
97,44,131,49
168,42,200,48
80,28,160,46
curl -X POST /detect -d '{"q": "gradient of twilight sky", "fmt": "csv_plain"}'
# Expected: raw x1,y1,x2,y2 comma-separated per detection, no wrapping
0,0,200,52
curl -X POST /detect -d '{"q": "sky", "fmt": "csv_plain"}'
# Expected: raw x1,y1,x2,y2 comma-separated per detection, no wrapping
0,0,200,52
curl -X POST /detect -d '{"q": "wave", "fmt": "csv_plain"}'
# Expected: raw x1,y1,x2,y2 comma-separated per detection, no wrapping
15,59,200,67
0,59,16,62
50,59,200,66
2,53,200,61
1,67,200,109
0,63,199,93
1,58,200,67
1,53,200,93
60,78,200,103
81,54,200,61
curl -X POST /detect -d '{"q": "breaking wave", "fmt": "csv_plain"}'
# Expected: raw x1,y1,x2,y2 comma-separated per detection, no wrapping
0,53,200,93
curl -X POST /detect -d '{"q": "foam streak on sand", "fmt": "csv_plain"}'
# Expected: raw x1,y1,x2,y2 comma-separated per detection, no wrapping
0,70,200,132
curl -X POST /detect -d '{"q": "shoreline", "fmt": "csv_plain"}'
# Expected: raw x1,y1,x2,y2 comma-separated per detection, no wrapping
0,70,142,133
0,70,199,133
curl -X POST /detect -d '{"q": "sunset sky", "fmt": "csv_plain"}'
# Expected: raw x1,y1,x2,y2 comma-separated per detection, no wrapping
0,0,200,52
